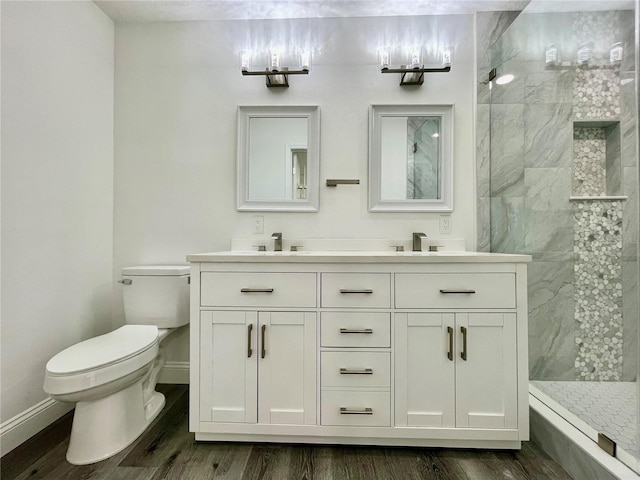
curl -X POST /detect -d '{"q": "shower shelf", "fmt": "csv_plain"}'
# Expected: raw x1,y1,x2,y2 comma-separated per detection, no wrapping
572,121,622,198
569,196,628,201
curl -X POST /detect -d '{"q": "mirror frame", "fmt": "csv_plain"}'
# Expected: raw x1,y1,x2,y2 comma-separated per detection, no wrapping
237,105,320,212
368,104,454,212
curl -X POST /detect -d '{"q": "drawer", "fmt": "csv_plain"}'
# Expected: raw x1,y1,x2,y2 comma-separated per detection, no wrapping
321,273,390,308
395,273,516,309
200,272,316,308
321,312,390,347
321,352,390,388
321,390,390,426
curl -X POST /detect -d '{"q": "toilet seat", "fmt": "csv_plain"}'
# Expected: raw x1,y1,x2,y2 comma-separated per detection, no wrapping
44,325,159,396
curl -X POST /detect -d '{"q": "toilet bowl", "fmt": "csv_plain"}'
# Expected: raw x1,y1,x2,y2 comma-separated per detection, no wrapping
43,265,189,465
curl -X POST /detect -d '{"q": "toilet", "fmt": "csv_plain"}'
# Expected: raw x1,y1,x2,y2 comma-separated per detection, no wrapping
43,265,190,465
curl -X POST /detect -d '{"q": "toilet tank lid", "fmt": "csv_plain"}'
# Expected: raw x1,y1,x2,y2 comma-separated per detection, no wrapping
122,265,190,276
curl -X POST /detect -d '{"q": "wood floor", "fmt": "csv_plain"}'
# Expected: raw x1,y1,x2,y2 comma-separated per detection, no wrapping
1,385,573,480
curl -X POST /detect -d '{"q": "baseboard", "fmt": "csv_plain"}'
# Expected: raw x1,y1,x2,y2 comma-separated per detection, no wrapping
158,361,189,384
0,397,73,457
0,362,188,457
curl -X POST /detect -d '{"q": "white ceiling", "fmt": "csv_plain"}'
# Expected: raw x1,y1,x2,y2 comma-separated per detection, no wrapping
94,0,532,23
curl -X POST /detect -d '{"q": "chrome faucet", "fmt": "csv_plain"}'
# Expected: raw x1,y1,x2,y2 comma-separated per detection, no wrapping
271,232,282,252
412,232,427,252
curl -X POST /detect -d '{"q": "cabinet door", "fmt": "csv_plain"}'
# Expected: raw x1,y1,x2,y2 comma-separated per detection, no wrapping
395,313,455,427
258,312,316,425
455,313,517,429
200,311,257,423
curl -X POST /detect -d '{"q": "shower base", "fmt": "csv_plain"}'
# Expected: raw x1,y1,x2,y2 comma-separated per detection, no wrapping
531,381,639,478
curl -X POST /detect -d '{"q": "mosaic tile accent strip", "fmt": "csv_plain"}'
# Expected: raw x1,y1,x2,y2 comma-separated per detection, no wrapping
574,201,623,381
573,68,621,120
572,12,621,120
531,380,638,460
572,127,607,196
572,12,621,64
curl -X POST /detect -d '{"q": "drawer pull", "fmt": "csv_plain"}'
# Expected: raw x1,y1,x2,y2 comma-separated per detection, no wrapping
340,328,373,334
340,407,373,415
339,289,373,294
447,326,453,361
247,324,253,358
461,326,468,361
261,325,267,358
439,289,476,294
340,368,373,375
241,288,274,293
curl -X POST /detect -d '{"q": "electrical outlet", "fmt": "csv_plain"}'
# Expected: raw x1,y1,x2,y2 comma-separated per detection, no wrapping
252,215,264,234
439,215,451,234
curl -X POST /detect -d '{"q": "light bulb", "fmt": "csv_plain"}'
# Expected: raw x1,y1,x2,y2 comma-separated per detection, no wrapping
442,47,452,68
300,50,311,71
409,47,422,69
545,44,560,67
241,51,251,72
379,48,390,70
610,42,623,65
270,51,281,72
576,43,591,65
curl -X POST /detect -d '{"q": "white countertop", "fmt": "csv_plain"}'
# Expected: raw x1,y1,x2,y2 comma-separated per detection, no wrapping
186,250,532,264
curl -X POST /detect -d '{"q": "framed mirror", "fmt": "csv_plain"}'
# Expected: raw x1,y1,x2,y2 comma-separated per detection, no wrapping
237,105,320,211
369,104,453,212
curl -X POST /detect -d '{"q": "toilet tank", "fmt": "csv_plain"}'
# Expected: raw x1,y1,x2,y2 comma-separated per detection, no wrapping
121,265,190,328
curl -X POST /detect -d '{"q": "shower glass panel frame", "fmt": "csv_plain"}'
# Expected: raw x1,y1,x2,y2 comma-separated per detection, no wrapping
484,0,639,473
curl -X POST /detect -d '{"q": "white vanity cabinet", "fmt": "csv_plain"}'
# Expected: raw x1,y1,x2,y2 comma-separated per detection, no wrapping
394,313,517,430
196,271,317,428
189,252,530,449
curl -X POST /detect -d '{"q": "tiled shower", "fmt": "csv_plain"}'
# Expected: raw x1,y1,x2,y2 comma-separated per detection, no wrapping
477,2,639,474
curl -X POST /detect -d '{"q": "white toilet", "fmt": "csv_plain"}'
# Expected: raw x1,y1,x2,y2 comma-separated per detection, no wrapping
43,265,190,465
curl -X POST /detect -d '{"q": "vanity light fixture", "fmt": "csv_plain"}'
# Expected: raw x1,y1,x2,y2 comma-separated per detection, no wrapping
241,50,310,88
379,46,452,86
545,41,624,69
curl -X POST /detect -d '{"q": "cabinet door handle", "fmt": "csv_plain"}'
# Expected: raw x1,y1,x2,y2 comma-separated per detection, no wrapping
439,289,476,294
340,368,373,375
241,288,274,293
461,326,468,361
339,328,373,334
261,325,266,358
247,324,253,358
447,326,453,361
339,289,373,294
340,407,373,415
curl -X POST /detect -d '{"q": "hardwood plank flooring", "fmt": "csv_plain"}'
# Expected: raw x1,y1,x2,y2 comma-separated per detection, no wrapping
1,385,573,480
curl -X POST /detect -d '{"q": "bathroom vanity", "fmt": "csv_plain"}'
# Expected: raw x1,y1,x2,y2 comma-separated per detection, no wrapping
188,250,531,449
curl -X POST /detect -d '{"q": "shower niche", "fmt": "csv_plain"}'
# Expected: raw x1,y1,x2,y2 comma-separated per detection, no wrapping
571,121,623,199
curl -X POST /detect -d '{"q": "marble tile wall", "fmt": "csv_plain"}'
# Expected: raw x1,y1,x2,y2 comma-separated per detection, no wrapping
477,9,638,381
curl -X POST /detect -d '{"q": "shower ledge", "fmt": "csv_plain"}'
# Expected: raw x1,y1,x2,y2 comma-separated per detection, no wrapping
570,196,628,201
